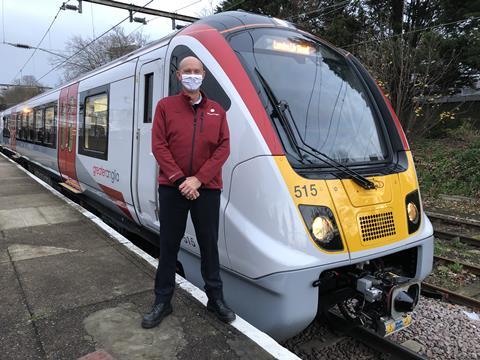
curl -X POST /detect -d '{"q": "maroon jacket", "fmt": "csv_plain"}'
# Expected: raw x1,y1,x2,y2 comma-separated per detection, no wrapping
152,91,230,189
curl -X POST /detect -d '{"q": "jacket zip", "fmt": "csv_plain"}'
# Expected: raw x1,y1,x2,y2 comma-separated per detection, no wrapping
200,111,204,133
188,107,198,176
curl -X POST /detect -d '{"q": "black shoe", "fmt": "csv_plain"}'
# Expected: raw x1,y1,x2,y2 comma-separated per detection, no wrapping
141,302,173,329
207,298,236,323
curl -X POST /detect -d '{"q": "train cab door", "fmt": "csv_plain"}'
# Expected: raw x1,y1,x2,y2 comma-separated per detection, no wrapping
134,59,164,230
58,82,82,193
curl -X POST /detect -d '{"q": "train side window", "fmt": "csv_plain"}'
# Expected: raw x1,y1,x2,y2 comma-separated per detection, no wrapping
16,113,23,140
22,113,27,140
17,114,21,139
144,73,154,123
67,95,76,152
79,90,109,160
2,116,9,138
169,45,231,111
34,109,43,144
27,111,34,141
60,103,67,150
44,106,56,148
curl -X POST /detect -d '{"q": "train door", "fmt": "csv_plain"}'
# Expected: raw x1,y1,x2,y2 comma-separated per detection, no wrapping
133,59,164,230
58,83,81,192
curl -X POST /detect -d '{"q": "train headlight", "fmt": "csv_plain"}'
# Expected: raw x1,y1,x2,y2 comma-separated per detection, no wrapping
311,216,334,243
405,190,421,234
407,202,419,224
299,205,343,251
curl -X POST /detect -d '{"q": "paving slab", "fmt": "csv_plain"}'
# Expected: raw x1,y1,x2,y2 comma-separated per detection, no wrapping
0,193,64,210
0,323,45,360
0,262,31,328
0,204,81,230
1,220,116,251
0,175,32,184
0,207,53,230
0,181,45,196
0,166,24,178
0,248,9,263
36,290,272,360
8,244,79,262
15,245,154,317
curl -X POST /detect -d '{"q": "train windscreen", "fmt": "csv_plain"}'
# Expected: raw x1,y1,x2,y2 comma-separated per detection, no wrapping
229,28,389,167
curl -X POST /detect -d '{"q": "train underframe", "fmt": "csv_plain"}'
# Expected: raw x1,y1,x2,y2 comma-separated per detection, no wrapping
317,246,421,336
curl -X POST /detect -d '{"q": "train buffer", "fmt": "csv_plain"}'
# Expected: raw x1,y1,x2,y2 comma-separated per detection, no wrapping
0,153,294,360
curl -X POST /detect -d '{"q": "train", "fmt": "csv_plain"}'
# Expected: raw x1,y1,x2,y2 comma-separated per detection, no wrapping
0,11,433,341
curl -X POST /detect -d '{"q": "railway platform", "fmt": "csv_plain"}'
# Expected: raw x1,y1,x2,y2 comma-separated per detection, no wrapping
0,153,293,360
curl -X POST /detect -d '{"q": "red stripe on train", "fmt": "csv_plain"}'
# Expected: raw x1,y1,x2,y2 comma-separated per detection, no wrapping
98,184,133,220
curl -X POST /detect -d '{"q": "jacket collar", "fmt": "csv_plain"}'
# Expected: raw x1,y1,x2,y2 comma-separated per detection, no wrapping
181,90,208,107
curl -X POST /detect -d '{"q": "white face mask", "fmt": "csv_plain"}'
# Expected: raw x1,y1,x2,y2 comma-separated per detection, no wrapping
181,74,203,91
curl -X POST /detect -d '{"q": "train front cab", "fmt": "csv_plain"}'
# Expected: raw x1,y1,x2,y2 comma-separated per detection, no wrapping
171,16,434,341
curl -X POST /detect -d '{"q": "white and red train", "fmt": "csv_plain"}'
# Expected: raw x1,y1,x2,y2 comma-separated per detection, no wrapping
1,11,433,340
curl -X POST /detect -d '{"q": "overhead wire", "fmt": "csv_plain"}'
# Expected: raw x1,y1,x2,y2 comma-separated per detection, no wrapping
37,0,155,82
221,0,246,12
12,0,70,83
341,16,480,49
2,0,5,43
288,0,350,22
175,0,202,13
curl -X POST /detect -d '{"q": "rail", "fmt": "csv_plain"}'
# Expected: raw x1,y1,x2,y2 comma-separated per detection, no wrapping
324,312,427,360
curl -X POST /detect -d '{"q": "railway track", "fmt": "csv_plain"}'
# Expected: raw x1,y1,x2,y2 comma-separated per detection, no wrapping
423,255,480,310
323,312,427,360
429,210,480,246
433,229,480,247
428,211,480,244
422,211,480,310
427,211,480,231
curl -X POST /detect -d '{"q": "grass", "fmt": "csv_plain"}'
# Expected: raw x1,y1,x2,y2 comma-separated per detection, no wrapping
434,237,480,267
447,262,464,274
410,124,480,199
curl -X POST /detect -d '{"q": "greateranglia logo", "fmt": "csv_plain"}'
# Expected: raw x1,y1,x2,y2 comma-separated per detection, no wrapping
92,165,120,184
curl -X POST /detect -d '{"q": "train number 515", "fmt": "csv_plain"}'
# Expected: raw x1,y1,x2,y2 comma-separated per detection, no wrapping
294,184,318,198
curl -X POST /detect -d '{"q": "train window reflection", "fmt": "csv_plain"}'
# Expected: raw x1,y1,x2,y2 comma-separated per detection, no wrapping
2,116,10,138
44,106,56,147
16,113,22,140
26,111,34,141
84,93,108,155
34,109,43,143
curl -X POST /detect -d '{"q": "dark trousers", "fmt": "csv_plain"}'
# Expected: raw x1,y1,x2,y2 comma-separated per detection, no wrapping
154,185,223,304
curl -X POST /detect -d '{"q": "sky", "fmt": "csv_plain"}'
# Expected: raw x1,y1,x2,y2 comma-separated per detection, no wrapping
0,0,221,87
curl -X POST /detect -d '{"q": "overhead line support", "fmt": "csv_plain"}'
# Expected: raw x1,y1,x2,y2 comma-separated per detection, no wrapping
80,0,199,23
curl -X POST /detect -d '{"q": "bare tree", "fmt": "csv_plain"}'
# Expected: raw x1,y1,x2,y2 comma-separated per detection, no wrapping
0,76,47,108
52,27,149,81
196,0,217,17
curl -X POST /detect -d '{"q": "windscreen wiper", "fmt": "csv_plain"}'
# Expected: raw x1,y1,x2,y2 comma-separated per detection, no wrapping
254,68,307,164
254,68,376,190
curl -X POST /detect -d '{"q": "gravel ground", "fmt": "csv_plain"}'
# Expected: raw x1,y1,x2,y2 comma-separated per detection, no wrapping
390,297,480,359
283,296,480,360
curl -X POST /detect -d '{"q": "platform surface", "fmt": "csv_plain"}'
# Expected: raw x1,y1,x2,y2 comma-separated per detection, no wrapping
0,154,274,360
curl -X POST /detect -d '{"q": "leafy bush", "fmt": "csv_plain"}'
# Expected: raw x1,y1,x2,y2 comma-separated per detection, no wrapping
411,124,480,199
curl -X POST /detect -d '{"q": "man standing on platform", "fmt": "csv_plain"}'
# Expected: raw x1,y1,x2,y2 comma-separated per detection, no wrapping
142,56,235,329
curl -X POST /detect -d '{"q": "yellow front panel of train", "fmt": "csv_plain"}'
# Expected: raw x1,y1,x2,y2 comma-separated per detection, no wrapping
275,152,419,254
